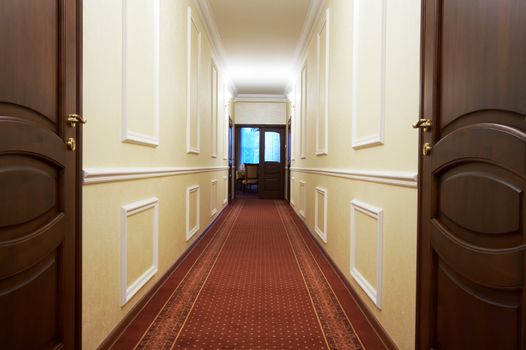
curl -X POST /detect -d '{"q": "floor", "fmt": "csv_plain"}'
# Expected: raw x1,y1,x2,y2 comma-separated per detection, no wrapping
110,198,386,349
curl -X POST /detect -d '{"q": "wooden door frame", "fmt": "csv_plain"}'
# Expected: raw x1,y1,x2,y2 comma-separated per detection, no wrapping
75,0,83,347
415,0,426,345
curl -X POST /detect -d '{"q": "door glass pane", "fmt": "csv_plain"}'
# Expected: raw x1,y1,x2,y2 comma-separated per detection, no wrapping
264,131,281,162
240,128,260,165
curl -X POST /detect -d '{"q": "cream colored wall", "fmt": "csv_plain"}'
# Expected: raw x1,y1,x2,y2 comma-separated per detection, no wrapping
234,101,287,125
290,0,420,348
83,0,232,348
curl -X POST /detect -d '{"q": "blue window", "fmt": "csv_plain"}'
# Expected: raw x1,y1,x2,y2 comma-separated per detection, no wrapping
264,131,281,162
240,128,260,165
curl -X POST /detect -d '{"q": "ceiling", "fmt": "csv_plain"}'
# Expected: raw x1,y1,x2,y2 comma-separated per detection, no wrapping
204,0,317,96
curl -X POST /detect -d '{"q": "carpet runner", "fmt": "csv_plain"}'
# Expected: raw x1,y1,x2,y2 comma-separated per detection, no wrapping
110,199,385,349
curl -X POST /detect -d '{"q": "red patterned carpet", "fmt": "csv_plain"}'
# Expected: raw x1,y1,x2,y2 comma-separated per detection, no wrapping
110,199,387,349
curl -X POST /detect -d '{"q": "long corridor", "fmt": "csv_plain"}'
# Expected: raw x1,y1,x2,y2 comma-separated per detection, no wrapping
110,199,386,349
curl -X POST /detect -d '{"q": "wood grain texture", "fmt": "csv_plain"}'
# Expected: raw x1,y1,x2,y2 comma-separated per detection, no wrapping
417,0,526,348
0,0,82,348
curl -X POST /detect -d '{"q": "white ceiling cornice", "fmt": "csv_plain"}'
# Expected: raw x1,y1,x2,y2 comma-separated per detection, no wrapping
285,0,326,95
193,0,238,95
234,94,288,103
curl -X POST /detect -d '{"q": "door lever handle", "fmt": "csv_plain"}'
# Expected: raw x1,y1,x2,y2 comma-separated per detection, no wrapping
67,114,87,127
412,118,432,132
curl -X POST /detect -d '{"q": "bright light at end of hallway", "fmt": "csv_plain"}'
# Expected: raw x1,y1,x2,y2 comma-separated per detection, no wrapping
228,63,294,86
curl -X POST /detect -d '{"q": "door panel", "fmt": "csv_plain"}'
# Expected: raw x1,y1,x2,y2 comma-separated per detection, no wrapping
0,0,81,348
0,0,59,128
259,128,285,199
287,119,291,202
417,0,526,348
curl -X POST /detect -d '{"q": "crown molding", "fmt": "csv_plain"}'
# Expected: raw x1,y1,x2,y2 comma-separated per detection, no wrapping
193,0,238,96
285,0,326,95
234,94,288,103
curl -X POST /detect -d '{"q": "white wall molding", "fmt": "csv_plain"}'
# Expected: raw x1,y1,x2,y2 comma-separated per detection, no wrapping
121,0,160,147
83,166,228,185
223,83,229,160
120,197,159,306
299,180,307,219
187,6,202,154
193,0,237,96
211,60,219,158
314,187,328,243
316,8,330,156
210,179,218,217
286,0,326,95
186,185,201,241
300,61,308,159
350,199,383,308
222,175,228,205
291,167,417,188
290,177,296,206
351,0,387,149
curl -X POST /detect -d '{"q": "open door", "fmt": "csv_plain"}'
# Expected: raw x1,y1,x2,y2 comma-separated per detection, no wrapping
259,127,285,199
417,0,526,348
0,0,82,348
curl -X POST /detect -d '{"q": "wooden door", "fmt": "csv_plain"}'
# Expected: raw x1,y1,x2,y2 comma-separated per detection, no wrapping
286,119,292,202
417,0,526,348
0,0,82,348
228,117,233,203
259,127,285,199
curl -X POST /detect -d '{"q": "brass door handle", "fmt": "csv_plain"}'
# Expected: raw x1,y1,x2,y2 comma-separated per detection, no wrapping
67,114,87,127
422,143,432,156
412,118,432,132
66,137,77,151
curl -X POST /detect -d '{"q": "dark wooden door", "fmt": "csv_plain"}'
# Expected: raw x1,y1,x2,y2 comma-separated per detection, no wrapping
286,119,292,203
0,0,82,348
259,127,285,199
417,0,526,349
228,117,233,203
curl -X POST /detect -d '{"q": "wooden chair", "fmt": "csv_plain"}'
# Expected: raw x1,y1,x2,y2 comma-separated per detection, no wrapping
242,163,259,192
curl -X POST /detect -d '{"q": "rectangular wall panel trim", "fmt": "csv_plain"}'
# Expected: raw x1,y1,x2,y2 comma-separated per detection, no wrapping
210,179,218,217
222,175,228,204
350,199,383,308
299,180,307,218
120,197,159,306
300,61,308,159
314,186,328,242
121,0,160,147
316,8,330,155
211,60,219,158
186,185,201,241
351,0,387,149
186,6,202,154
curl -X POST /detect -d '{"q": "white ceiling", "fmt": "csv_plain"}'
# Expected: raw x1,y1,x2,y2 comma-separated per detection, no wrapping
204,0,318,96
